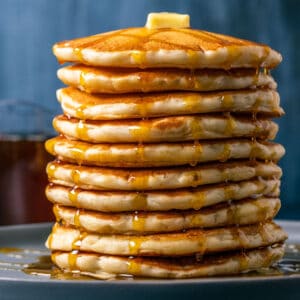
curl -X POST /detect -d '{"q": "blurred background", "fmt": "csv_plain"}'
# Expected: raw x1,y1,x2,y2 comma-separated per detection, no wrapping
0,0,298,223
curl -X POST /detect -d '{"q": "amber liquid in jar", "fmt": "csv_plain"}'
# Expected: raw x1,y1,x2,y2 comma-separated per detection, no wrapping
0,136,54,225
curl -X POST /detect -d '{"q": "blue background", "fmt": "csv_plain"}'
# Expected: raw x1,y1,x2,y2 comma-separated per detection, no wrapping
0,0,298,219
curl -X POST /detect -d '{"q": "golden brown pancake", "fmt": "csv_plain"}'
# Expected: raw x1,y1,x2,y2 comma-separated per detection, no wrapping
46,160,282,191
57,65,276,94
52,244,285,279
52,27,281,69
46,221,287,256
52,114,278,143
46,178,280,212
57,87,284,120
53,197,280,234
46,136,285,168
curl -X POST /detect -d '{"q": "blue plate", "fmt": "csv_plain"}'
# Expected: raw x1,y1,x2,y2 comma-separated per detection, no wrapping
0,221,299,300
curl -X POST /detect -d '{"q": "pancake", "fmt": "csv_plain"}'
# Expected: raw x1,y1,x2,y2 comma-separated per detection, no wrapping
46,160,282,191
46,179,280,212
53,197,280,234
46,136,285,168
57,87,284,120
46,221,287,256
51,244,285,279
46,178,280,212
52,26,281,69
52,115,278,143
57,65,276,94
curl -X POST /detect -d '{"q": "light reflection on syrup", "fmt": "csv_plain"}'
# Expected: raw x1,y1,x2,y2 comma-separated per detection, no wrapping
23,255,94,280
0,245,299,281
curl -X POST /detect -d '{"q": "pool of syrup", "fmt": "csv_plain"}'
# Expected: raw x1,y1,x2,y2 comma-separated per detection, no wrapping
0,244,299,281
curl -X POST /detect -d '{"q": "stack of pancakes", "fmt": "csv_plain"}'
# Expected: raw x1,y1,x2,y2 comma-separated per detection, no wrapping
45,13,287,279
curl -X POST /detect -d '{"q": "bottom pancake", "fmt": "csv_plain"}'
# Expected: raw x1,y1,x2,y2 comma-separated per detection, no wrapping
51,244,284,279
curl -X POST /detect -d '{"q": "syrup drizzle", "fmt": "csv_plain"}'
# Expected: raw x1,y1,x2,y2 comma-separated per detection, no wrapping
72,231,88,250
68,250,78,270
221,94,234,109
219,144,231,162
79,71,87,90
127,257,141,274
190,140,202,166
191,191,206,210
131,51,146,68
132,212,146,232
69,143,88,165
75,105,87,119
128,238,142,255
184,94,198,113
45,138,56,155
130,120,151,142
46,163,57,180
74,209,81,227
132,192,148,210
76,120,89,140
73,47,85,63
190,118,203,140
136,143,145,162
128,174,147,190
253,68,260,86
68,186,80,206
71,169,81,185
224,112,236,136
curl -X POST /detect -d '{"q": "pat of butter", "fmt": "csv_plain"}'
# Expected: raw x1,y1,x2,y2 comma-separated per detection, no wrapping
145,12,190,29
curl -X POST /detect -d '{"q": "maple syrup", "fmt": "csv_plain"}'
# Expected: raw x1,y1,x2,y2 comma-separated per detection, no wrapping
76,119,89,140
0,138,54,225
127,257,141,274
68,186,80,207
132,212,146,232
128,238,142,255
73,47,85,63
190,140,202,166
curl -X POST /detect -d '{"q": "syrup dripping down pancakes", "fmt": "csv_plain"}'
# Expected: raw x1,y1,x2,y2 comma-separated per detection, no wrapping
46,12,287,279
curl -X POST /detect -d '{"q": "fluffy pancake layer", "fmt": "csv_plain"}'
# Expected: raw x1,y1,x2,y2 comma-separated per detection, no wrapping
46,221,287,256
46,161,281,191
53,197,280,234
57,87,284,120
53,27,281,69
57,65,276,94
46,178,280,212
52,244,285,279
46,136,285,168
53,115,278,143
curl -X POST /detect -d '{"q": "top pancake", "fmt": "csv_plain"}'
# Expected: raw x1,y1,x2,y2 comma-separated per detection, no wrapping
53,28,281,69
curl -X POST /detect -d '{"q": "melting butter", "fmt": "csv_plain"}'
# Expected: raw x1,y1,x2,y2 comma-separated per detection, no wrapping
145,12,190,29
